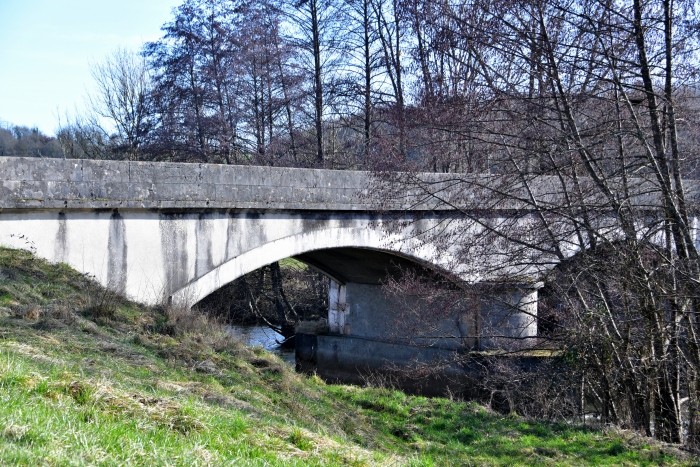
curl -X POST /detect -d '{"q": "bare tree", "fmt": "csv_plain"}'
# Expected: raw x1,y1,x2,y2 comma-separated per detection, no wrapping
372,0,407,158
88,48,153,160
145,0,235,162
55,112,116,160
372,0,700,446
279,0,348,166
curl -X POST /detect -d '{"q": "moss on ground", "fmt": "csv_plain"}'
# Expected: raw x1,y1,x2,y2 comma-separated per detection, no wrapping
0,246,696,466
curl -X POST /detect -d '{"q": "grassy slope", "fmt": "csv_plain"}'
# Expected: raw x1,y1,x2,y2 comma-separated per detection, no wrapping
0,247,695,466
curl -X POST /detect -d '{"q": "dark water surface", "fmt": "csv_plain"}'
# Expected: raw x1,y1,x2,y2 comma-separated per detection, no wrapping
227,325,295,366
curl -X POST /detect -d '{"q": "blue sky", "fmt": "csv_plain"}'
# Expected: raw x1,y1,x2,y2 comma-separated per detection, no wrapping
0,0,181,135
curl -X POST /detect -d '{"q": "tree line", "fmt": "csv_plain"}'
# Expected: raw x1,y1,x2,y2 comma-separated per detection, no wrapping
0,123,63,159
57,0,579,171
55,0,409,167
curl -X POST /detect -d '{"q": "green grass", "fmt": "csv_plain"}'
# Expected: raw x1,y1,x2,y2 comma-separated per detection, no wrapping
0,246,695,466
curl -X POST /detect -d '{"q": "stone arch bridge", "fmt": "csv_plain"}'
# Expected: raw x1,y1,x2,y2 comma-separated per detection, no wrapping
4,156,681,390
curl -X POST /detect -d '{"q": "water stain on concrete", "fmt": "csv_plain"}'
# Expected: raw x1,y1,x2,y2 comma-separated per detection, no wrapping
195,213,214,279
160,213,190,293
107,210,128,295
54,212,68,263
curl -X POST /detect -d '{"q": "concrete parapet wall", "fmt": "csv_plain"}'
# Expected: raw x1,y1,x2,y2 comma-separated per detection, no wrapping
4,156,700,214
0,157,378,211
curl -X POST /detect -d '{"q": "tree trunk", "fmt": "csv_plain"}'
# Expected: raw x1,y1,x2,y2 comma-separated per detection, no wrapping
310,0,324,165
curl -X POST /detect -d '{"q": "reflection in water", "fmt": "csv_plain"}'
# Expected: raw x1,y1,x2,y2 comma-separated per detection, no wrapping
227,325,295,366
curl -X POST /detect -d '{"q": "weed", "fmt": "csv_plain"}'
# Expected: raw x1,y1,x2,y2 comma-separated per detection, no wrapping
289,427,313,451
606,440,627,456
168,412,206,434
359,367,399,390
2,424,42,446
64,381,96,405
457,427,480,444
160,304,219,336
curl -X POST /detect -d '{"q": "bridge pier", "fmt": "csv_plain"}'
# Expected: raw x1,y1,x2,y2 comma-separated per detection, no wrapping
297,278,541,394
325,279,539,350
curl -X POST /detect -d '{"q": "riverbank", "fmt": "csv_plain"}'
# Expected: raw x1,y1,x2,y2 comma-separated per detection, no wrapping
0,247,694,466
227,324,295,365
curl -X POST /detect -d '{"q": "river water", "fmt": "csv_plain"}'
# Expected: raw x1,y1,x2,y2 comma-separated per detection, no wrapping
227,325,295,366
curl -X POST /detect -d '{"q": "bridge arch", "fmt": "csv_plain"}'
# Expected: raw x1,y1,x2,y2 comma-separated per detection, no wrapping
0,157,553,361
170,226,458,307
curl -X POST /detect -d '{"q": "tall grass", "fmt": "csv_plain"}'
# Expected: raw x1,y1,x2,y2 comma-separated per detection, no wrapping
0,247,695,466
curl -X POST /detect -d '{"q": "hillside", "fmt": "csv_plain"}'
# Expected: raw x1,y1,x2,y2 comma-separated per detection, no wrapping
0,247,694,466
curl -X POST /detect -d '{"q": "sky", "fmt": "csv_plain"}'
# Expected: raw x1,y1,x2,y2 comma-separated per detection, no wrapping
0,0,181,135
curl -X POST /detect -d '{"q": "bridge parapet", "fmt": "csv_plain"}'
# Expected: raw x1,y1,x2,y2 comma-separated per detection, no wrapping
0,157,385,211
4,157,698,213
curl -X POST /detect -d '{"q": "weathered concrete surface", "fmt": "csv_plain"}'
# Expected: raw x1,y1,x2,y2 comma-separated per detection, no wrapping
336,282,539,351
0,157,525,303
0,208,458,304
0,156,537,355
0,157,430,211
10,156,687,212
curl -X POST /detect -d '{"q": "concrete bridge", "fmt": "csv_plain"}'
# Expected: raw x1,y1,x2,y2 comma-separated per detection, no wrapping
0,156,630,390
